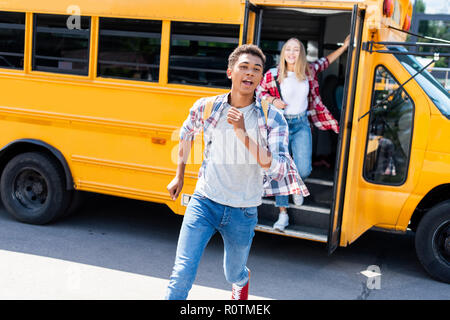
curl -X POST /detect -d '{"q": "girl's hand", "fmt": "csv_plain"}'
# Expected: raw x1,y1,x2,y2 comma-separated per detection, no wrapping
272,98,287,110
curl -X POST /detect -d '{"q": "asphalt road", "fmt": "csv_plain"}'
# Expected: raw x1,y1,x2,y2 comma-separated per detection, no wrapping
0,191,448,300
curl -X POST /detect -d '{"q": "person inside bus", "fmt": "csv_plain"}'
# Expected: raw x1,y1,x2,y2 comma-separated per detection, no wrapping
165,44,309,300
256,35,349,231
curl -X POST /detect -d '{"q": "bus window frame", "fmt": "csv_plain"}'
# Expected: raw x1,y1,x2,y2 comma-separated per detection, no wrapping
6,11,240,93
96,17,163,83
0,11,26,71
167,20,240,89
31,13,92,77
362,63,415,187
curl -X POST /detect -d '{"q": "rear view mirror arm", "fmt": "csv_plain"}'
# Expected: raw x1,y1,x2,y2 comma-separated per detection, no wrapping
358,58,435,122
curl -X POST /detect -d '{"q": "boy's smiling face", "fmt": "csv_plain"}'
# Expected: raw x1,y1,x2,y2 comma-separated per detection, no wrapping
227,53,264,96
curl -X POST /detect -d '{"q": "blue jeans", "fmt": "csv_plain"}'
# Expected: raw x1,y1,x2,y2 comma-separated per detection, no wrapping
275,112,312,208
165,193,258,300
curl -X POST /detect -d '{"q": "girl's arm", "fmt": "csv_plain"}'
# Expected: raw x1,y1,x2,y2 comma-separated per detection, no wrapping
326,35,350,65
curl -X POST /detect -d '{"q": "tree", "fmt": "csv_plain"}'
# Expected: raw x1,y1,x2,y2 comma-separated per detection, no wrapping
414,0,426,14
411,0,449,67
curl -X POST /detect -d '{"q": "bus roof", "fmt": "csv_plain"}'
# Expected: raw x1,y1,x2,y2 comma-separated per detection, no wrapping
0,0,244,24
250,0,363,10
1,0,412,41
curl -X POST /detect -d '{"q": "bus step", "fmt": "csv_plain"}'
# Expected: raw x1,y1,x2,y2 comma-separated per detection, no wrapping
304,178,334,187
261,199,330,214
255,218,328,243
304,179,334,207
259,199,330,230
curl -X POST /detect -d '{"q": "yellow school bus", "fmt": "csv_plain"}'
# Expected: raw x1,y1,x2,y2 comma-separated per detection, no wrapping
0,0,449,283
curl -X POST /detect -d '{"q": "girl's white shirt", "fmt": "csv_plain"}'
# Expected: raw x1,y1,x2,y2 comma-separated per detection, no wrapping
280,71,309,116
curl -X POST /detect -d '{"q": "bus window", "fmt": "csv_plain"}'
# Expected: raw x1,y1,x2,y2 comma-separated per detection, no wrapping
391,47,450,119
32,14,90,76
363,65,414,185
98,18,162,82
0,11,25,69
168,21,239,88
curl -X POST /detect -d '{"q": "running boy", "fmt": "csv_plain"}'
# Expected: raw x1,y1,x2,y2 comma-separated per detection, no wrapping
165,44,309,300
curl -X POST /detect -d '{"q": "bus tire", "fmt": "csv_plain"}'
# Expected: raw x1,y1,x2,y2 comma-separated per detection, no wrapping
0,152,72,225
415,200,450,283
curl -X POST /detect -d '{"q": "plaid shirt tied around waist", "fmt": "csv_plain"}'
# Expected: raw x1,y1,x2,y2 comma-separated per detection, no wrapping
256,57,340,134
179,93,309,197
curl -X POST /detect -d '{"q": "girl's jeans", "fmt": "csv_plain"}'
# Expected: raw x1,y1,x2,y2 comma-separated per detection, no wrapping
275,112,312,208
165,193,258,300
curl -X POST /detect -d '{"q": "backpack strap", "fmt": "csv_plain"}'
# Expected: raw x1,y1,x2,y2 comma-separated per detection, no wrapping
260,98,269,124
203,96,217,122
269,68,283,101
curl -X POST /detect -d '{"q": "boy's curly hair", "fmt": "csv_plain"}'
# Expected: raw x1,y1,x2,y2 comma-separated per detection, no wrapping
228,44,266,69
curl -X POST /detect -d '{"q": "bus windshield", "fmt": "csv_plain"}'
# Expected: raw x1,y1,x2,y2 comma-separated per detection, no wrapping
391,46,450,119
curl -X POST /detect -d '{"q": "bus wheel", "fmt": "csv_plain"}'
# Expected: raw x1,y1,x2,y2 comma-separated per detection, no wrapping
0,152,72,225
415,200,450,283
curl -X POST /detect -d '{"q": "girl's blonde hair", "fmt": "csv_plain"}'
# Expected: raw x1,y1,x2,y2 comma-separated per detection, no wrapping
278,38,308,83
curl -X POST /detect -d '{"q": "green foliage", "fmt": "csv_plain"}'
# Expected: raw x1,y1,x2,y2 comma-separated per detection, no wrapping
409,0,449,67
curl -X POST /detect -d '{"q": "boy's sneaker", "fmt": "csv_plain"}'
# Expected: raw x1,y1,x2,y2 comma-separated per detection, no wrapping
273,211,289,231
293,194,304,206
231,270,250,300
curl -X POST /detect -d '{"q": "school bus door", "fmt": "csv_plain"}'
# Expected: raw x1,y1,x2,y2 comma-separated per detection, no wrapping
336,45,431,249
328,4,365,254
243,1,366,251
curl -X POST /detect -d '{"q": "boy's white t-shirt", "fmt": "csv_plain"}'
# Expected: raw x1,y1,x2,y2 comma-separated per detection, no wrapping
194,101,264,208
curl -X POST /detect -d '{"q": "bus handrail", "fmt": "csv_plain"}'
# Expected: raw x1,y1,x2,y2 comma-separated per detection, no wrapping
363,41,450,58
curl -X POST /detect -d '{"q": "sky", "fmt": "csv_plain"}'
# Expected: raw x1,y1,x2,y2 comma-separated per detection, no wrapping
417,0,449,14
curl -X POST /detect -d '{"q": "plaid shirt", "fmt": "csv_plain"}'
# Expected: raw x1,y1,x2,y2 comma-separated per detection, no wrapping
179,93,309,197
256,57,340,134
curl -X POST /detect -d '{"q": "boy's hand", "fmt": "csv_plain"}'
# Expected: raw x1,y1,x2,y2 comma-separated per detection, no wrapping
227,107,246,132
167,175,184,200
